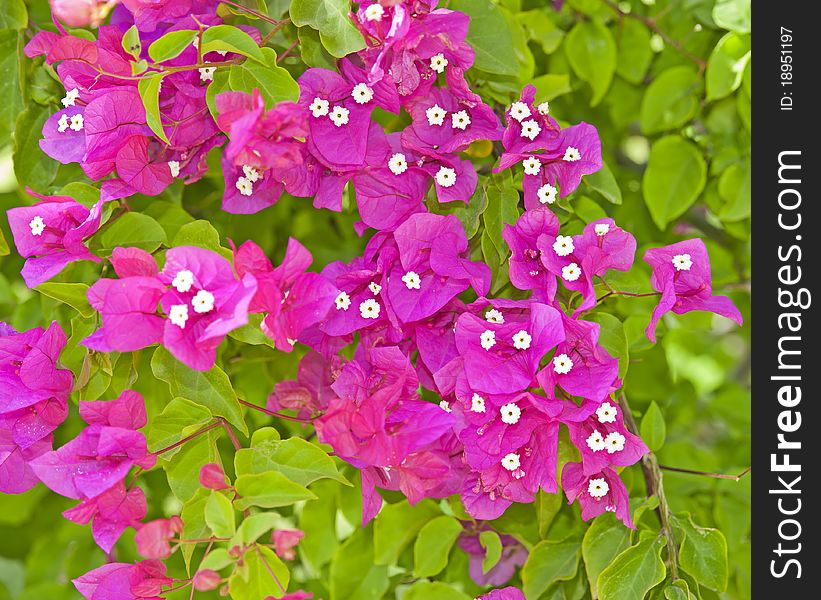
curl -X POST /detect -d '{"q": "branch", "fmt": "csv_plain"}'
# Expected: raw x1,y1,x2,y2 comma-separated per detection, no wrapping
238,398,315,423
154,420,222,456
660,465,751,481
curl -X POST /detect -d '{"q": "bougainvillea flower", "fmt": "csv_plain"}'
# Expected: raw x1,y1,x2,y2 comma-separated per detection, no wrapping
458,531,527,586
0,430,54,494
135,516,184,559
6,190,104,288
64,482,147,553
272,529,305,560
80,389,148,430
643,239,743,342
500,85,561,156
502,207,560,301
73,559,172,600
477,587,527,600
199,462,230,490
158,246,257,371
411,299,465,394
561,461,634,528
269,351,344,419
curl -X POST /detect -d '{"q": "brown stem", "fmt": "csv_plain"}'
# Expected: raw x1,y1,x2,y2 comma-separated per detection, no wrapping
238,398,315,423
262,20,292,46
660,465,751,481
154,420,222,456
221,0,289,26
276,39,300,63
596,290,662,304
220,418,243,450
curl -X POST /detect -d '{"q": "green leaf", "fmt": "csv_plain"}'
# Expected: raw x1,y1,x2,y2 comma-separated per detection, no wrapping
330,526,389,600
531,73,573,102
163,432,221,502
373,499,441,565
616,19,652,84
227,47,300,108
205,491,236,538
706,33,750,101
14,106,58,191
677,515,729,592
138,73,170,143
642,135,707,230
481,183,520,269
565,20,617,106
640,66,701,134
290,0,366,58
582,513,633,597
0,228,8,257
583,162,622,205
480,530,503,574
98,212,167,252
172,219,224,252
147,397,213,453
148,29,198,63
234,471,317,510
150,346,248,435
664,579,694,600
199,548,234,571
640,401,667,452
201,25,266,64
231,513,281,546
597,535,666,600
205,66,231,121
717,160,751,222
298,26,337,69
0,0,27,29
404,582,471,600
0,30,23,141
516,9,564,54
122,25,142,60
36,283,94,318
522,539,581,599
180,489,211,570
713,0,751,33
229,546,290,599
450,0,517,76
413,516,463,578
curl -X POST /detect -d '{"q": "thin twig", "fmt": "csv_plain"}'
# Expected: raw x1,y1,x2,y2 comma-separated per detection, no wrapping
220,418,243,450
238,398,315,423
221,0,289,26
154,420,222,456
276,39,300,63
660,465,751,481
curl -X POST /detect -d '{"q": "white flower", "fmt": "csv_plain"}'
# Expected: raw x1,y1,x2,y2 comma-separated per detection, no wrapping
451,110,471,130
192,290,215,314
563,146,581,162
388,153,408,175
329,106,350,127
61,88,79,108
553,235,574,257
470,393,486,413
537,183,557,205
334,291,351,311
57,114,70,133
480,329,496,350
351,82,375,104
169,304,189,329
561,263,581,282
199,67,216,82
520,119,541,140
236,176,253,196
216,50,228,57
168,160,181,178
287,338,298,346
439,400,452,412
485,309,504,324
553,353,573,374
604,432,626,454
29,216,45,236
501,452,521,471
69,114,84,132
309,97,330,118
172,270,194,293
243,165,262,183
402,271,421,290
595,223,610,236
605,504,617,513
359,299,380,319
430,53,448,73
368,281,382,295
586,430,606,452
588,477,610,498
364,3,385,21
522,156,542,176
596,402,617,423
672,253,693,271
512,330,532,350
426,104,447,126
500,402,521,425
537,101,550,115
509,101,531,122
435,166,457,188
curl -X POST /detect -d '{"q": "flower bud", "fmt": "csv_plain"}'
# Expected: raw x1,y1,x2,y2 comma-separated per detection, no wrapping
199,463,230,490
193,569,222,592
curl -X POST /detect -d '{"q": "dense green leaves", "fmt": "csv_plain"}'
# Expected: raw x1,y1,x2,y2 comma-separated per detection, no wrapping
35,283,94,318
582,513,632,597
706,33,751,101
413,516,463,578
641,67,701,134
234,471,317,509
227,47,300,107
97,212,167,253
641,401,667,452
597,535,667,600
373,500,441,565
330,527,389,600
205,490,236,538
290,0,365,58
642,135,707,229
450,0,517,76
677,515,729,592
229,546,290,599
522,539,581,599
565,20,617,106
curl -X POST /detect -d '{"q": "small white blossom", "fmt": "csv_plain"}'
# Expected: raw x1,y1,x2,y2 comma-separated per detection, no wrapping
351,82,375,104
596,402,617,423
522,156,542,176
512,330,532,350
426,104,447,126
561,263,581,282
430,53,448,73
605,504,617,513
439,400,452,412
61,88,79,108
672,253,693,271
69,114,84,132
471,393,486,413
243,165,262,183
168,160,181,178
199,67,216,82
169,304,189,329
537,183,557,205
435,166,457,188
334,291,351,311
586,430,606,452
604,432,626,454
29,216,45,236
329,106,350,127
309,97,330,118
485,309,504,324
451,110,470,130
509,101,531,122
364,3,385,21
501,452,521,472
480,329,496,351
172,270,194,293
553,235,574,257
287,338,298,346
192,290,215,314
595,223,610,236
588,477,610,498
553,353,573,374
216,50,228,57
236,176,253,196
368,281,382,296
563,146,581,162
359,298,381,319
537,101,550,115
388,153,408,175
402,271,421,290
57,114,70,133
500,403,521,425
520,119,541,140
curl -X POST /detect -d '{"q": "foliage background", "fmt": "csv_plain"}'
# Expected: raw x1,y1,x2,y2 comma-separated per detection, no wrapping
0,0,750,598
